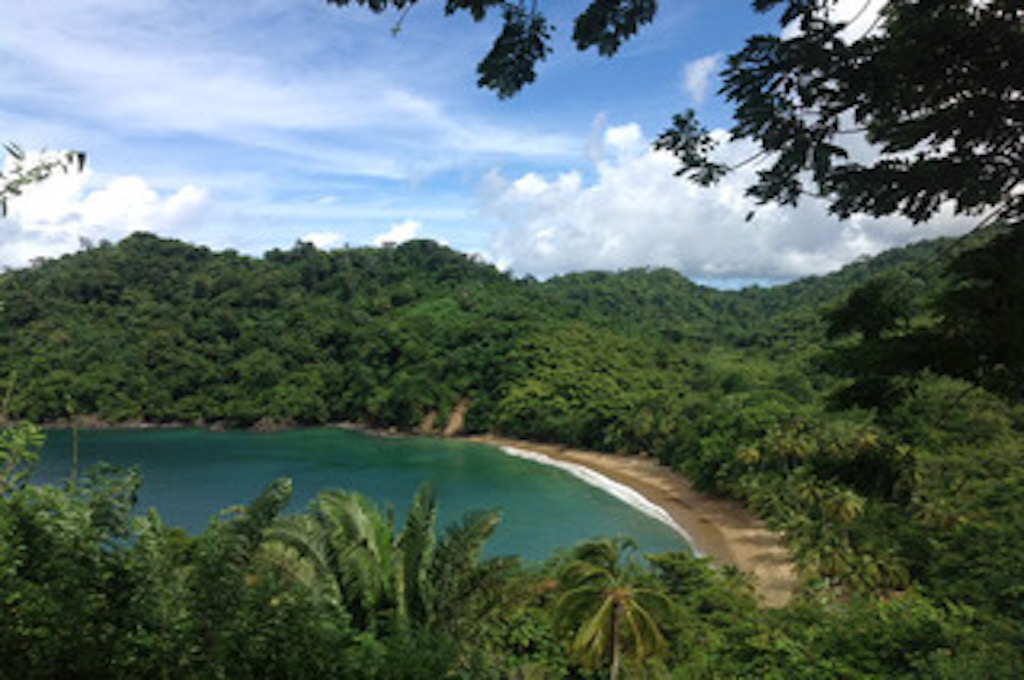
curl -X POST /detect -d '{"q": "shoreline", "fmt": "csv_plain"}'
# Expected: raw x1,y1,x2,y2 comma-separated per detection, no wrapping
497,444,699,552
469,434,798,608
17,417,797,605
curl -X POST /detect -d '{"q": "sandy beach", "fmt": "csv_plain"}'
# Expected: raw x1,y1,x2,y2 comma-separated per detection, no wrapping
469,435,798,608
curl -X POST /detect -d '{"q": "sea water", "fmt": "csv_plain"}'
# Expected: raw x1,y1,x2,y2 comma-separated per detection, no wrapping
33,428,690,562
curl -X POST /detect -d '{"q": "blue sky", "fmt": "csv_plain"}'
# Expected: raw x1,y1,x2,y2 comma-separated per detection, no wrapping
1,0,970,284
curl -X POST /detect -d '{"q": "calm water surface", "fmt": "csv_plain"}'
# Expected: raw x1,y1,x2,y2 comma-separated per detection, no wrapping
35,428,689,562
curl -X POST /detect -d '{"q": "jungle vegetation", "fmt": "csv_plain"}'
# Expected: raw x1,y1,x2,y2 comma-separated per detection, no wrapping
1,227,1022,677
2,1,1021,674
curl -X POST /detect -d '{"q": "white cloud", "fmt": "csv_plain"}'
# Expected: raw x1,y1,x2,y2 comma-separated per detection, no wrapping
373,219,422,247
483,120,976,283
301,231,346,250
603,122,647,158
682,53,722,104
781,0,888,41
0,0,578,185
3,0,959,283
1,169,207,269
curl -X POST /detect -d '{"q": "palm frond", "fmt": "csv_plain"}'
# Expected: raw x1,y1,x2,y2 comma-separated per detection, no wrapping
400,482,438,622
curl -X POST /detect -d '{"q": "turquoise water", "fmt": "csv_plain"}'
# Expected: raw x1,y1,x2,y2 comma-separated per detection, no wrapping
34,428,689,562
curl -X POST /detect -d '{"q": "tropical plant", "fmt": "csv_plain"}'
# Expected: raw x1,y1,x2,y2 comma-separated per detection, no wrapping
554,537,672,680
0,462,143,678
266,486,401,629
0,422,44,496
267,482,516,640
185,477,295,669
428,505,519,637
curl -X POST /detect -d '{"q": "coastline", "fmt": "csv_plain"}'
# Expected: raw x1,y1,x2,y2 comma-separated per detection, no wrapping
469,434,798,608
17,417,797,605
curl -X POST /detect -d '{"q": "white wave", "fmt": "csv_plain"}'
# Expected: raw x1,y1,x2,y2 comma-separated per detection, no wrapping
499,446,700,555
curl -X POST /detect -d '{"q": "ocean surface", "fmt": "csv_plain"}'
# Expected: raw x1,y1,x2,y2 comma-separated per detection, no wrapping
33,428,689,562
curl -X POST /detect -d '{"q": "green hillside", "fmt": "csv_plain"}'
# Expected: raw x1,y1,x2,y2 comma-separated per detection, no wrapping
2,231,1023,677
0,231,958,430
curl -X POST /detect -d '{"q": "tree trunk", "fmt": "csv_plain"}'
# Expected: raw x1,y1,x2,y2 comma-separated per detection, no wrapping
610,601,622,680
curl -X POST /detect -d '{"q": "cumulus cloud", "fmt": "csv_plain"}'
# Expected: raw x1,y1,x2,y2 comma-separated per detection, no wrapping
483,120,975,284
373,219,422,247
1,169,207,269
301,231,346,249
682,53,722,104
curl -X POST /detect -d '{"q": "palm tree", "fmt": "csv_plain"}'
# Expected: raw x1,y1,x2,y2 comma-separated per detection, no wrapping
266,486,402,629
398,481,438,626
266,483,516,636
554,537,671,680
427,507,517,635
187,478,295,664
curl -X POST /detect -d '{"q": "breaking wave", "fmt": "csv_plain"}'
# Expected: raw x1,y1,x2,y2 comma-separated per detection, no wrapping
499,446,699,555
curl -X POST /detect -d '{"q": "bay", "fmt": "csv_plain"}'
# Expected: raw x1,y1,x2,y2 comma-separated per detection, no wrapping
34,427,689,562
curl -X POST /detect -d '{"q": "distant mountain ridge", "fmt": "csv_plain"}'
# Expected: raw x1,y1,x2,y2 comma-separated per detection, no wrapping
0,230,963,435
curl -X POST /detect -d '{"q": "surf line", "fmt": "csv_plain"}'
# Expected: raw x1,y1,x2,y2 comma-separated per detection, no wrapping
499,446,701,556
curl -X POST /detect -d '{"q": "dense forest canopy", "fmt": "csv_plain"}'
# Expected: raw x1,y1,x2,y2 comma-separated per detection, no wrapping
0,231,956,430
2,230,1023,676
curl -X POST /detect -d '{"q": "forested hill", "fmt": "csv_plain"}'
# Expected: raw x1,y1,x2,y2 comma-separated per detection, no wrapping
0,231,982,432
0,230,949,432
4,230,1024,660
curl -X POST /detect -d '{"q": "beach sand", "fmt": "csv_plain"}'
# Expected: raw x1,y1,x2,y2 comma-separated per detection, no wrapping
469,435,798,608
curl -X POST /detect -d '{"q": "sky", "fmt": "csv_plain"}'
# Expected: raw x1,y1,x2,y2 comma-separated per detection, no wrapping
1,0,973,286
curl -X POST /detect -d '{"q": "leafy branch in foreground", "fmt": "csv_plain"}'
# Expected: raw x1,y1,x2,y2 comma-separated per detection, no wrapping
659,1,1023,225
326,0,659,98
327,1,1021,229
0,423,44,496
1,143,86,217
